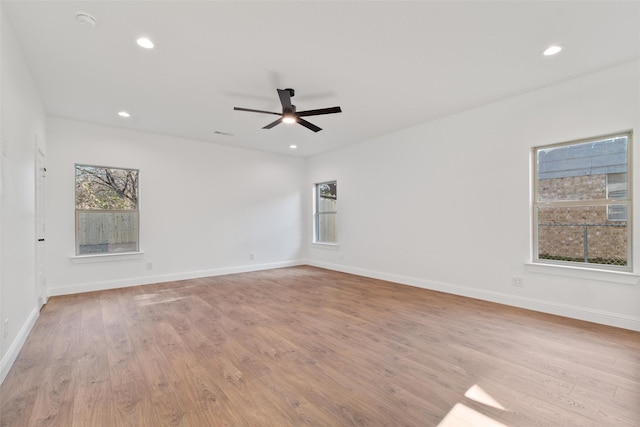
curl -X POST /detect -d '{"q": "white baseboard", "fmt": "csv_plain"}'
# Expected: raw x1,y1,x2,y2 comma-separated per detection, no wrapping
306,260,640,332
48,260,305,297
0,307,39,385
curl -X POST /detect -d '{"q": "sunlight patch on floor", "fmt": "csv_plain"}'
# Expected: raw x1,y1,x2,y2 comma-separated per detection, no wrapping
135,293,186,306
464,384,506,410
437,403,509,427
438,384,509,427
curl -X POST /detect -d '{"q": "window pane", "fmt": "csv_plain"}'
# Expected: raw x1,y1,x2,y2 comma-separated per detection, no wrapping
315,181,337,243
607,204,627,222
537,137,627,202
318,182,337,212
75,165,138,209
75,165,139,255
606,172,627,196
606,171,628,221
77,210,139,255
537,205,627,267
316,212,337,244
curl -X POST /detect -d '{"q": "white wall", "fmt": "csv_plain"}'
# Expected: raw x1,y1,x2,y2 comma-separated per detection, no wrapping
46,118,306,295
0,7,47,382
307,61,640,331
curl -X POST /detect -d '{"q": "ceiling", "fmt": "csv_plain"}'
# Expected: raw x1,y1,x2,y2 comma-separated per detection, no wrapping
3,1,639,157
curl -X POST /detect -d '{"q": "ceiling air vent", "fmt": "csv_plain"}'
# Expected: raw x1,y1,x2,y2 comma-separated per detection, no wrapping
75,12,97,27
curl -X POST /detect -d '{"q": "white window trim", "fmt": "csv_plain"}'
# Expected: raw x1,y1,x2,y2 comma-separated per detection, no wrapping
531,131,633,273
70,251,145,263
75,164,140,256
313,180,337,245
525,262,639,285
311,242,339,249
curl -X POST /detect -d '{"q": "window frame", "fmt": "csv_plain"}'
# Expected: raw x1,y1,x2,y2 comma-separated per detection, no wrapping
74,164,140,256
532,131,633,272
314,180,337,245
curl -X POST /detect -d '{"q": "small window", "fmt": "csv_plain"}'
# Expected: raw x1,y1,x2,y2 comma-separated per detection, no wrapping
314,181,337,244
75,164,139,255
533,132,632,270
606,172,627,221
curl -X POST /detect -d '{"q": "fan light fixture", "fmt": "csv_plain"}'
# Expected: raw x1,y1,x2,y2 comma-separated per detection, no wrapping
282,115,296,124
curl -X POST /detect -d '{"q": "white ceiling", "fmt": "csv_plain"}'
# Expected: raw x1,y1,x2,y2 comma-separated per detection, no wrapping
3,1,639,157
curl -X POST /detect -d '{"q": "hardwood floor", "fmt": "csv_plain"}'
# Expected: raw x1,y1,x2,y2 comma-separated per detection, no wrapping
1,266,638,426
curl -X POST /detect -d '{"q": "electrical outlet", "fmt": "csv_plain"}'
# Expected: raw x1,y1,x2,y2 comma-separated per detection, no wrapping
511,276,524,287
147,262,153,270
3,319,8,339
249,253,254,261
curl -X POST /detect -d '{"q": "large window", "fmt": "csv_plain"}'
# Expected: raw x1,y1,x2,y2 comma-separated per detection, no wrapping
314,181,337,244
533,132,632,271
75,164,139,255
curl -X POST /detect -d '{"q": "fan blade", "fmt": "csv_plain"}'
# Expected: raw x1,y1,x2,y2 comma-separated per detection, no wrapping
263,118,283,129
277,89,293,111
297,118,322,132
234,107,281,116
297,106,342,117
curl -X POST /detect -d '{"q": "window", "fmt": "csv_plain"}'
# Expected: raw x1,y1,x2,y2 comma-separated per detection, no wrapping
75,164,139,255
533,132,632,270
314,181,337,244
606,172,627,221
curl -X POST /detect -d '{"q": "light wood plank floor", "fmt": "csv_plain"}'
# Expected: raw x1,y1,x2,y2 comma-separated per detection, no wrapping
1,266,638,426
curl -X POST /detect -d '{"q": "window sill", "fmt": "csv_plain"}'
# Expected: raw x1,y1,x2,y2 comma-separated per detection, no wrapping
70,252,145,263
311,242,339,250
525,262,639,285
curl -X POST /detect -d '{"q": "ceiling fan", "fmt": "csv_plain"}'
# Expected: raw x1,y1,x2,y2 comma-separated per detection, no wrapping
234,88,341,132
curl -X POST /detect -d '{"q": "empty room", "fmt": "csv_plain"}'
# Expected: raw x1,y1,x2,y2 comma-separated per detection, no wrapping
1,1,638,426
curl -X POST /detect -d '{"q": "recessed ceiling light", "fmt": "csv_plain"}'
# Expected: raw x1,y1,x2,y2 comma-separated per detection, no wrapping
118,111,131,118
289,145,297,149
136,37,154,49
543,45,562,56
75,12,97,26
